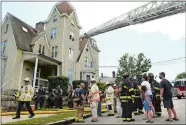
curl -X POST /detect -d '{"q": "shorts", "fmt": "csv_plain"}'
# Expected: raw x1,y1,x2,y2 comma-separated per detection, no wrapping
163,99,174,109
144,101,151,111
149,94,153,101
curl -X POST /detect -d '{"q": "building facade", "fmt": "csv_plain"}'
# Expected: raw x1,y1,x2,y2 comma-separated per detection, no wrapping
1,2,100,91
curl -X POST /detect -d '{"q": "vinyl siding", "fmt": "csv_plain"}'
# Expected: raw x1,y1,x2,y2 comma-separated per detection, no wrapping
32,35,50,56
2,16,18,91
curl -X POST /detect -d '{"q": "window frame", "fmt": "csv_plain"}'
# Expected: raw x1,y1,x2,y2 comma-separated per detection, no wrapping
69,48,73,60
53,15,57,23
1,41,7,53
69,31,74,41
52,46,58,58
4,24,9,33
71,19,75,26
51,28,57,39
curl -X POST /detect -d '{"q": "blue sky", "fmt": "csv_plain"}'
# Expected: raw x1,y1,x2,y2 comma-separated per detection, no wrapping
2,2,185,81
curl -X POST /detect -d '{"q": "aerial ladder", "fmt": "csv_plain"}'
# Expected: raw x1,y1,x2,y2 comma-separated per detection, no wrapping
84,0,186,38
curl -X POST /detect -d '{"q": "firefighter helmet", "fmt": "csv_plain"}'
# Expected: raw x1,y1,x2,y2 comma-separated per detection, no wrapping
24,77,31,82
106,81,110,85
148,73,154,77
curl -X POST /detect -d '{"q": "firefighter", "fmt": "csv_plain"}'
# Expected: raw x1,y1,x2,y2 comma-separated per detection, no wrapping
119,74,135,122
105,81,115,116
38,85,46,109
148,73,162,117
54,85,63,109
132,77,141,115
12,77,35,119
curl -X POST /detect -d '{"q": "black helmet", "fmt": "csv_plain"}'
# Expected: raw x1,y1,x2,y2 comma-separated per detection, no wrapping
148,73,154,77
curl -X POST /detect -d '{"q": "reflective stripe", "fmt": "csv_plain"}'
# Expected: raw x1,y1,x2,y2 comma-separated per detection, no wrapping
155,87,160,90
127,118,131,120
131,95,135,98
156,94,160,97
129,88,134,92
123,85,128,89
105,97,112,100
120,96,128,99
133,111,137,113
123,118,127,120
156,112,162,114
127,96,132,99
121,100,128,102
134,96,140,98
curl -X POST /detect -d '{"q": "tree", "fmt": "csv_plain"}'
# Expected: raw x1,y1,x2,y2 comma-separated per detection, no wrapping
116,53,151,82
176,72,186,80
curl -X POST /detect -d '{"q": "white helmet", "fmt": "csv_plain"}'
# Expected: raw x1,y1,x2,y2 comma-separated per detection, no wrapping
90,78,96,82
106,81,110,85
24,77,31,82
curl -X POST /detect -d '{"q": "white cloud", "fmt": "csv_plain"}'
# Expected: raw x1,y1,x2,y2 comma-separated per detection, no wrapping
130,13,185,41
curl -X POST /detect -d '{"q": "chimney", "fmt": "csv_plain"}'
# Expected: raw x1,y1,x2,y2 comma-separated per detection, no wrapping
112,71,115,78
35,21,44,32
101,73,103,78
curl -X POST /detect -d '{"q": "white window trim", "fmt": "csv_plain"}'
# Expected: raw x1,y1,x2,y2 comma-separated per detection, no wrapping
39,44,45,55
69,48,73,60
52,46,58,58
71,19,75,25
22,26,28,33
69,31,74,41
51,28,56,38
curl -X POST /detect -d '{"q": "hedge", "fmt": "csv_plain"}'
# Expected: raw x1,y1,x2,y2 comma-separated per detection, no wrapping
48,76,69,96
72,80,88,91
97,82,106,91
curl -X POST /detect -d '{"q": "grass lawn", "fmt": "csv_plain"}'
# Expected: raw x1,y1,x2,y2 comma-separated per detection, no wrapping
3,112,91,125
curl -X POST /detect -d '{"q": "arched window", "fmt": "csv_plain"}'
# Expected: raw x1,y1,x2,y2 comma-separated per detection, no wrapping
53,15,57,23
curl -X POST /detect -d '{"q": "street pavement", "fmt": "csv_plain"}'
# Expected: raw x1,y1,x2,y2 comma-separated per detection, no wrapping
73,98,186,124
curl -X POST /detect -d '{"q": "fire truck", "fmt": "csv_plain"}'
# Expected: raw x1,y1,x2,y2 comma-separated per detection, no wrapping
172,78,186,99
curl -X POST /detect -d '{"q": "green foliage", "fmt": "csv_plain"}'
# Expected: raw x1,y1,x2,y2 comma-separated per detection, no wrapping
48,76,69,96
97,82,106,91
72,80,88,91
176,72,186,80
116,53,151,82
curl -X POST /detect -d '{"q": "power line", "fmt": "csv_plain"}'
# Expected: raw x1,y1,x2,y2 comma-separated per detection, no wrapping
99,57,186,68
151,57,186,64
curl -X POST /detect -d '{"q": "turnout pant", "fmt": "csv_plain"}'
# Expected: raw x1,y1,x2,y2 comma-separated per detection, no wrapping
133,98,142,114
116,97,122,116
16,101,35,117
138,98,144,113
39,96,45,109
152,97,162,116
106,99,114,115
90,102,98,120
121,101,133,121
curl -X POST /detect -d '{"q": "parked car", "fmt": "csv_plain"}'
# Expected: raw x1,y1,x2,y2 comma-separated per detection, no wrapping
173,79,186,99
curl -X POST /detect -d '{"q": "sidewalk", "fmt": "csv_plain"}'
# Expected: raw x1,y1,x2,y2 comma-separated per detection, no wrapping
1,114,55,124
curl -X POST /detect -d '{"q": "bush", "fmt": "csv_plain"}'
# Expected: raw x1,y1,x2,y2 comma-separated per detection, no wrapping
48,76,69,96
97,82,106,91
1,95,16,101
72,80,88,91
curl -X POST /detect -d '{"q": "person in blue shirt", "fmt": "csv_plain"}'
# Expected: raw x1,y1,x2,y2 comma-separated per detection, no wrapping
141,86,154,123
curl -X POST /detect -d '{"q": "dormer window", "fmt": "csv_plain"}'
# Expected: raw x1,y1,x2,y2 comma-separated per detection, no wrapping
4,24,9,33
53,15,57,23
22,26,28,33
71,19,75,26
